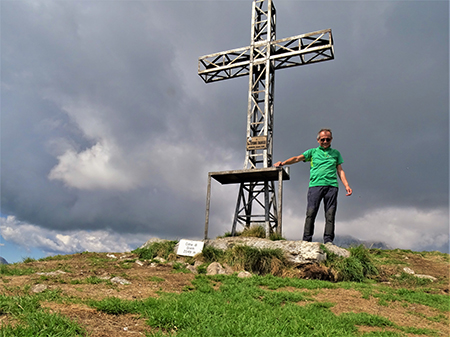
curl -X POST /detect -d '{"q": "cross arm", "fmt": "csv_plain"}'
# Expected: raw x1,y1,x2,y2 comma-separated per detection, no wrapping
270,29,334,70
198,46,251,83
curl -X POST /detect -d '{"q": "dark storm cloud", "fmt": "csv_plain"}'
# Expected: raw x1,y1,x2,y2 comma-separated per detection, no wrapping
1,0,448,253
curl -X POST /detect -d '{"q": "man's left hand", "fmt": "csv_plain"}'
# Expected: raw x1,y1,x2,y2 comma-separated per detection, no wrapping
345,187,352,196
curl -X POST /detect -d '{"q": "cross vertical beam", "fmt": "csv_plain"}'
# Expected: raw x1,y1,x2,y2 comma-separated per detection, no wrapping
245,0,276,170
199,0,334,237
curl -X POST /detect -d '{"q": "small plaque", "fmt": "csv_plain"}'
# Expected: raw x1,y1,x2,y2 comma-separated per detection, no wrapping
247,136,267,150
177,239,204,257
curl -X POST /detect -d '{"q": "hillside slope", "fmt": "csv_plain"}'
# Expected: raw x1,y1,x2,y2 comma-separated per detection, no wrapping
0,248,448,336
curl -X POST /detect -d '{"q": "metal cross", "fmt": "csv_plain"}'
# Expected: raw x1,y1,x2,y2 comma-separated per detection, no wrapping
199,0,334,237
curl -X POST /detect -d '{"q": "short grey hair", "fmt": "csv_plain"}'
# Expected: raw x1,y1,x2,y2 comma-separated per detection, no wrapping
317,128,333,140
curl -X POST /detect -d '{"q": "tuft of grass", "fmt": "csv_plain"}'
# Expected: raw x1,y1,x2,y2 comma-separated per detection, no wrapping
133,241,178,260
269,232,286,241
85,276,109,285
196,263,208,274
201,246,224,263
172,262,190,273
322,244,378,282
218,226,286,241
224,245,286,275
240,225,267,238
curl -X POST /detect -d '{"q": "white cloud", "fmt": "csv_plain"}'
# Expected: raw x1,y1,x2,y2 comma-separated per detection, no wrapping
0,216,141,256
48,139,139,191
280,206,449,252
345,207,449,251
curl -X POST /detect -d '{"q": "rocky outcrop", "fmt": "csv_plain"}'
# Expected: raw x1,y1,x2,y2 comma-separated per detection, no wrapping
139,237,350,268
204,237,349,266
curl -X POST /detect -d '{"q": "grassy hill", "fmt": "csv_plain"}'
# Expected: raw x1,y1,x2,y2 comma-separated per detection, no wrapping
0,244,448,337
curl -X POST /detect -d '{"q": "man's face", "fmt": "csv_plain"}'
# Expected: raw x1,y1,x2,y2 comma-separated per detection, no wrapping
317,131,332,149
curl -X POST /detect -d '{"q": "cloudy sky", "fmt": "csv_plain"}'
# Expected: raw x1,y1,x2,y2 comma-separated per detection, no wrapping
1,0,448,263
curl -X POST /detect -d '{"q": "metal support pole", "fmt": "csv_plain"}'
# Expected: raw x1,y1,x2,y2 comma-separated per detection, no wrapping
264,181,270,237
204,173,212,239
277,168,283,236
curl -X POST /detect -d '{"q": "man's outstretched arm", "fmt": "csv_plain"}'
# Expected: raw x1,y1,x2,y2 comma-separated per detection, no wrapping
274,154,305,167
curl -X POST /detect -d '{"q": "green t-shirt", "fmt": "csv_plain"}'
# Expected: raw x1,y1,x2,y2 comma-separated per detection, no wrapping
302,147,344,187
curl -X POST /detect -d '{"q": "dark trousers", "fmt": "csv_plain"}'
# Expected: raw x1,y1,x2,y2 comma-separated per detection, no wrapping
302,186,338,244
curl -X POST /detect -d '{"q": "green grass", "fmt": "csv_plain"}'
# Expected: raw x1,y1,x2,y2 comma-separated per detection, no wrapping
391,271,434,287
224,245,285,275
86,274,446,337
200,245,286,276
89,275,353,336
322,244,379,282
0,248,447,337
1,270,447,337
0,264,36,276
0,294,85,336
38,254,72,262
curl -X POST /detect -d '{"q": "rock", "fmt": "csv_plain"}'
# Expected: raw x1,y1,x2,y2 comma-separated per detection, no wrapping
185,265,198,274
415,274,437,281
140,238,169,249
403,267,415,275
31,284,48,293
204,237,349,266
119,254,134,259
206,262,227,275
135,260,144,266
323,243,351,258
111,277,131,285
36,270,66,276
237,271,252,278
106,254,117,259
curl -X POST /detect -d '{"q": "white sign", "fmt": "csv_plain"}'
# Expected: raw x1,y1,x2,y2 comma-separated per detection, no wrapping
177,239,204,257
247,136,267,150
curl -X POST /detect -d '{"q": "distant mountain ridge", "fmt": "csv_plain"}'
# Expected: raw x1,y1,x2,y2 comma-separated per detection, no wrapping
0,257,9,265
334,235,392,250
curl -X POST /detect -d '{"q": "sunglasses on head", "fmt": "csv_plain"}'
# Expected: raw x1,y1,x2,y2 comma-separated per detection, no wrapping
320,138,331,142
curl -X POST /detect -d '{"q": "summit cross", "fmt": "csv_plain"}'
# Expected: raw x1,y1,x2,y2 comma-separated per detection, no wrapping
199,0,334,237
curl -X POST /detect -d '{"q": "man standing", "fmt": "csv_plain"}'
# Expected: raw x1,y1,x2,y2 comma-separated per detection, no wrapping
274,129,352,244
